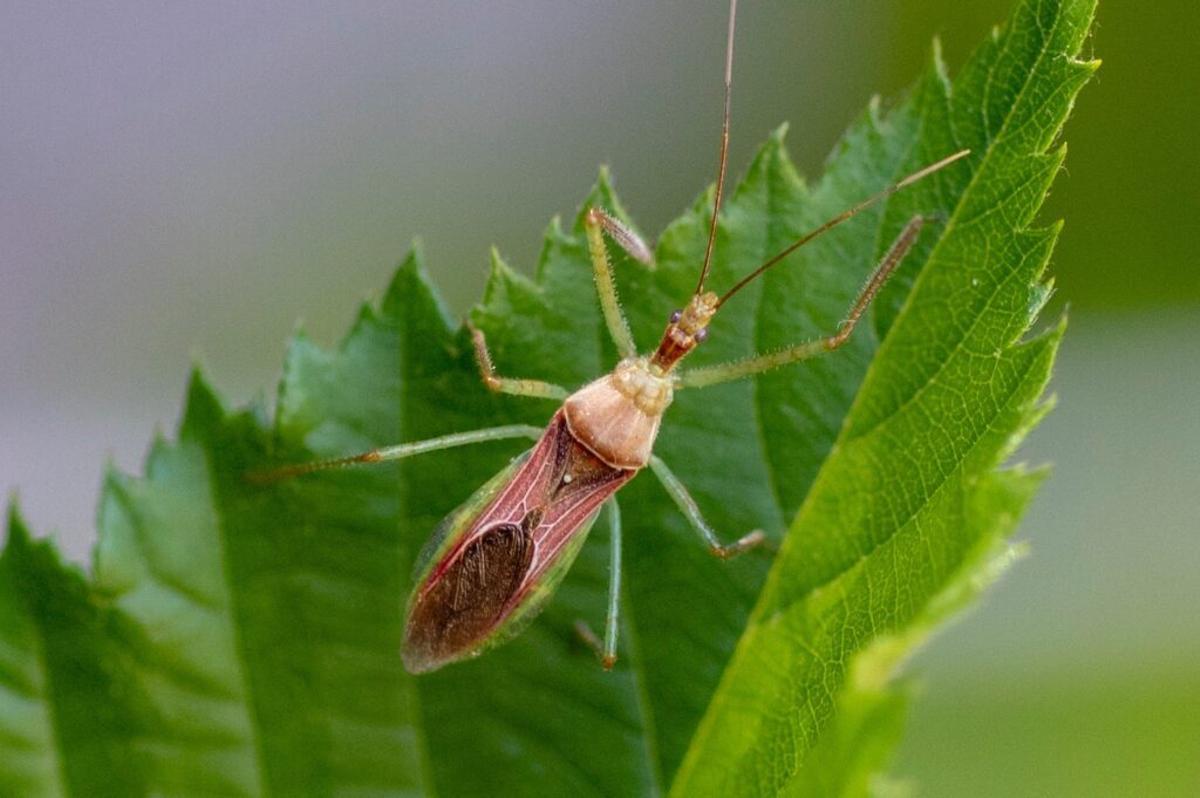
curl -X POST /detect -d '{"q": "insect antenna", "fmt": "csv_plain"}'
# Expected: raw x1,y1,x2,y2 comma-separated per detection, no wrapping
693,0,739,296
716,148,971,307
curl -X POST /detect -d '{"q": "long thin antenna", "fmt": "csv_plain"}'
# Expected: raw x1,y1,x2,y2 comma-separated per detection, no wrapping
716,148,971,306
694,0,738,295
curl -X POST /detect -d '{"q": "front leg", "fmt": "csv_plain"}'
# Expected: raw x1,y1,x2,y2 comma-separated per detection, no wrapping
583,207,652,360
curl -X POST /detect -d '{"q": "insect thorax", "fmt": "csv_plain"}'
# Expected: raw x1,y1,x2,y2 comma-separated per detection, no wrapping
611,357,674,416
561,358,672,470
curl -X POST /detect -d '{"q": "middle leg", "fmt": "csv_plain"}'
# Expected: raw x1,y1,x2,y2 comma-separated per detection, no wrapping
649,455,767,559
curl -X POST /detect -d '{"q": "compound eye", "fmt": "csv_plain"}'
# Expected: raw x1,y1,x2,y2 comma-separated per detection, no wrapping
694,327,709,343
669,309,682,324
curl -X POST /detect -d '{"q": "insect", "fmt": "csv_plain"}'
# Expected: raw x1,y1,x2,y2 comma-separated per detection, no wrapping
257,0,968,674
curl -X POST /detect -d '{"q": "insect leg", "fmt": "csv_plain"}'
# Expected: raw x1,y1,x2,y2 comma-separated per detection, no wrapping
574,497,623,669
678,214,931,389
247,424,543,483
587,207,654,267
583,207,644,359
648,455,766,559
469,322,570,400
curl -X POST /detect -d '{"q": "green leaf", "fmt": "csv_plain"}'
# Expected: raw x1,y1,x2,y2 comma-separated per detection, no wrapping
670,0,1097,791
0,508,143,797
0,0,1094,794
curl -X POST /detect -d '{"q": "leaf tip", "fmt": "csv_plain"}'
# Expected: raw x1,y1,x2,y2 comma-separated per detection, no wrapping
4,499,29,547
486,246,516,286
383,246,425,302
926,35,950,84
479,246,538,317
180,366,226,438
381,245,452,327
928,33,943,63
1052,308,1070,339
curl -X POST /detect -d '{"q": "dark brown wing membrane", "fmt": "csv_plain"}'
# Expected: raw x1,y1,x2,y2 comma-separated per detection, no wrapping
402,520,534,673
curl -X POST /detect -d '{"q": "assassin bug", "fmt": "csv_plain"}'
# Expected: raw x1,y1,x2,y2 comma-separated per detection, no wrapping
257,0,968,674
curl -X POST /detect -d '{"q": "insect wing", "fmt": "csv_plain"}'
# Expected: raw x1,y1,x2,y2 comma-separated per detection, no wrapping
407,450,530,591
402,411,633,673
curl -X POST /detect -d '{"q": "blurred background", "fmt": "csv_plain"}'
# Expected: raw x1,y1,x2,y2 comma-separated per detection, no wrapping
2,1,1196,794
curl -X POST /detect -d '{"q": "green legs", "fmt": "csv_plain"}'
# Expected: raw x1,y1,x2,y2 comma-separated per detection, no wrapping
576,498,624,670
248,424,544,482
584,206,652,360
680,214,931,389
649,455,767,558
578,458,768,669
469,322,570,400
471,205,651,396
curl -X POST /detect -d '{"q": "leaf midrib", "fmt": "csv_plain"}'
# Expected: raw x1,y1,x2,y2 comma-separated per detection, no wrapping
21,577,70,798
202,449,271,797
395,302,441,798
671,329,1051,792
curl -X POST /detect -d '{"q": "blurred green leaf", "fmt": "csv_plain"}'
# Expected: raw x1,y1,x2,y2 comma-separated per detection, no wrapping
0,0,1092,794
